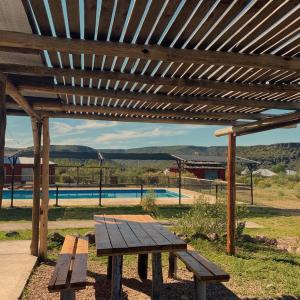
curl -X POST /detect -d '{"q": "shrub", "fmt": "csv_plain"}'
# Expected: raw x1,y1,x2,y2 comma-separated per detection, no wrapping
175,195,248,240
140,190,158,216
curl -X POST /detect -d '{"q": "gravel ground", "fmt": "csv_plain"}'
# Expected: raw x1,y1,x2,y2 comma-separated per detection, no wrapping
22,255,238,300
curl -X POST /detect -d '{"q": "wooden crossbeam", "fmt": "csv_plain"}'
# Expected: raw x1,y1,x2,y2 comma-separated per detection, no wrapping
29,101,268,121
6,81,40,119
18,83,300,110
6,109,240,126
0,64,299,96
0,30,299,73
215,111,300,137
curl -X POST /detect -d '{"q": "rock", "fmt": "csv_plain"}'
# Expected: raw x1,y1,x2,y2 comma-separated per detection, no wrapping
48,232,64,244
5,231,20,237
207,232,219,241
287,246,297,254
84,231,95,244
241,234,254,243
254,236,277,246
296,247,300,254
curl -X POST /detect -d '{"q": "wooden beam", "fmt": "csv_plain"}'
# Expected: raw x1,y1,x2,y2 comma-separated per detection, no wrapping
6,109,240,126
0,30,299,73
0,74,6,209
0,63,299,96
6,80,40,119
31,101,267,121
30,117,42,257
39,117,50,259
226,133,236,256
18,83,300,110
215,111,300,137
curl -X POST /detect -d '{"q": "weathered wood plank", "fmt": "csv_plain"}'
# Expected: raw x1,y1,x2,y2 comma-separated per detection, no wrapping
1,63,298,96
30,117,42,256
138,254,148,281
168,253,177,279
39,117,50,259
20,83,300,111
0,30,298,73
0,74,6,209
111,255,123,300
152,253,163,300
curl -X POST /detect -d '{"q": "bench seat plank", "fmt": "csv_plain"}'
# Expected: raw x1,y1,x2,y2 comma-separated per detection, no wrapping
175,246,230,282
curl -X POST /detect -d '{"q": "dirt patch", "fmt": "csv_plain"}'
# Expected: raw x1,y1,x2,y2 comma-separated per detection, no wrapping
23,256,238,300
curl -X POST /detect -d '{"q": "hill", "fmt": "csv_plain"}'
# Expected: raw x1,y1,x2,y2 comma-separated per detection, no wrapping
4,143,300,170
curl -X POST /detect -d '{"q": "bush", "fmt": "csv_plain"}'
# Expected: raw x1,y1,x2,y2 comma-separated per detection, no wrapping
140,190,158,216
175,195,248,240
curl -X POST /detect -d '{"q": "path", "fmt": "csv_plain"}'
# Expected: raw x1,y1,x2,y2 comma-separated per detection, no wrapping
0,240,37,300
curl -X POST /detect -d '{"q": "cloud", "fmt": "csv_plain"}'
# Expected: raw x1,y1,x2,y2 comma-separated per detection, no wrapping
51,120,119,136
96,127,186,144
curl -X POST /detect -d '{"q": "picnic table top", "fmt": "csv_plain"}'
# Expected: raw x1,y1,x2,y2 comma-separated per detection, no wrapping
94,214,187,256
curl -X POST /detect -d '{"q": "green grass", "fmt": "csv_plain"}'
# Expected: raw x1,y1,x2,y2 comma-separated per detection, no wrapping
193,239,300,298
0,205,191,222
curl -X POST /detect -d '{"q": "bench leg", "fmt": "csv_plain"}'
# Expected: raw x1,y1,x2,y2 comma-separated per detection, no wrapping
152,253,163,300
111,255,123,300
60,289,75,300
168,252,177,279
138,253,148,281
194,276,206,300
107,256,112,279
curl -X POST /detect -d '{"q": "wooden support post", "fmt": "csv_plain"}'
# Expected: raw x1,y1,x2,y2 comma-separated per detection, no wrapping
60,289,75,300
111,255,123,300
138,253,148,281
99,161,103,206
194,277,206,300
0,75,6,209
168,253,177,279
226,133,236,256
31,118,42,256
107,256,112,280
250,168,254,205
39,117,50,259
10,155,17,208
152,252,163,300
177,160,182,205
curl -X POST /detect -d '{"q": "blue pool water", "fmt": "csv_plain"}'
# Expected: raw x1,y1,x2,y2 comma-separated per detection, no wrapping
3,189,180,200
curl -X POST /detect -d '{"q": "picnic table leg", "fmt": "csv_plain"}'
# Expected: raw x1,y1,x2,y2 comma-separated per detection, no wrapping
107,256,112,279
111,255,123,300
168,252,177,278
194,276,206,300
152,252,163,300
60,289,75,300
138,253,148,281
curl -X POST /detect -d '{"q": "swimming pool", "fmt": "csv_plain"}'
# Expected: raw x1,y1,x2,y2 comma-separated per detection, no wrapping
3,189,181,200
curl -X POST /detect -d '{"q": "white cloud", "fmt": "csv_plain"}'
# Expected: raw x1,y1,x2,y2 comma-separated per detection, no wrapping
51,120,119,136
97,127,186,144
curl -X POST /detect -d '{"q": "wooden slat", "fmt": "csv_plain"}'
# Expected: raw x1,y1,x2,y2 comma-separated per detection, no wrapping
103,215,128,252
70,237,88,289
95,223,113,255
175,251,214,281
0,30,299,73
60,235,76,254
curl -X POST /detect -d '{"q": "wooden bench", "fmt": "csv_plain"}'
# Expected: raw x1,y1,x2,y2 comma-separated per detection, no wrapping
168,246,230,300
48,235,89,300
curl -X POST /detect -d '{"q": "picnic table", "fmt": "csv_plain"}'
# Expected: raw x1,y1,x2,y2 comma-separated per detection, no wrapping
94,214,187,300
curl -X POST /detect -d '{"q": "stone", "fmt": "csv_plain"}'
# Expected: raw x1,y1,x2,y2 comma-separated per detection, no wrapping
207,232,219,241
84,231,95,244
296,247,300,254
47,232,64,244
5,231,20,237
287,246,297,254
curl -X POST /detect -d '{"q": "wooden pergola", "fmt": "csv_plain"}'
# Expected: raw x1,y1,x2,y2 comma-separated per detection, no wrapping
0,0,299,258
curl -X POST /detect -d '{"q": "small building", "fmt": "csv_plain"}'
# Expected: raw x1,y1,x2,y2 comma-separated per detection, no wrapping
169,155,226,180
4,156,56,185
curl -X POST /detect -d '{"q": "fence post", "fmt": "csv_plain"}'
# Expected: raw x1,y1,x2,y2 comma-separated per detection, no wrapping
55,185,59,206
141,184,143,201
10,156,17,208
215,184,218,201
99,163,103,206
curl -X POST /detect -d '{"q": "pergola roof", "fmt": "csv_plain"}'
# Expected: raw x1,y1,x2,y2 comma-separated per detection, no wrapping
1,1,300,135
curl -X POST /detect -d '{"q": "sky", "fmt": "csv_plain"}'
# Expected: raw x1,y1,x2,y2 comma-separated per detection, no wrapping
5,116,300,150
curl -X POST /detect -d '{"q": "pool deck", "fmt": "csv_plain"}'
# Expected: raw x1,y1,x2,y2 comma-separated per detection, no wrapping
2,187,214,207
